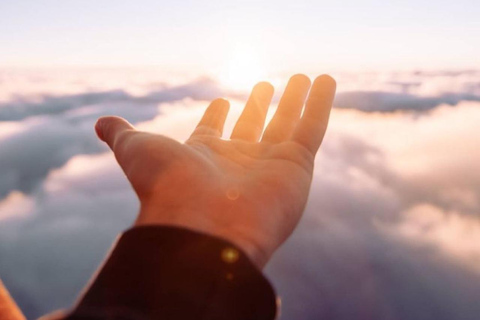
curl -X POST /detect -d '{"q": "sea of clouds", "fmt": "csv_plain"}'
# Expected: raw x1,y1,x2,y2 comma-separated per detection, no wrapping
0,68,479,319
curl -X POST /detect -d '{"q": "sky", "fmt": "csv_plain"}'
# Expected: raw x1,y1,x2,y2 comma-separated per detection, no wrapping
1,0,479,75
0,1,480,319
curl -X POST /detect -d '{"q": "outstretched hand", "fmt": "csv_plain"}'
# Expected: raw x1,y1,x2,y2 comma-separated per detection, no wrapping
95,74,336,268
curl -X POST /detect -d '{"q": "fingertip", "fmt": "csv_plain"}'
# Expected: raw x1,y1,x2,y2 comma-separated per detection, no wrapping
215,97,230,108
222,99,231,113
94,117,106,141
313,74,336,90
210,98,230,116
212,97,228,104
94,116,134,147
290,74,311,87
95,116,118,130
253,81,274,96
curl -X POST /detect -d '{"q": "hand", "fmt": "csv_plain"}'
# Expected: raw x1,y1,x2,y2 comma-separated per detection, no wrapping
95,74,336,268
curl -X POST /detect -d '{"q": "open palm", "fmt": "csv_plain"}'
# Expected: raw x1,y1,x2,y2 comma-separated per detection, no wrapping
95,74,336,268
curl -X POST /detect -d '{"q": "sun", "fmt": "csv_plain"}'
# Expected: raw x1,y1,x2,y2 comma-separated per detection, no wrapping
218,43,268,91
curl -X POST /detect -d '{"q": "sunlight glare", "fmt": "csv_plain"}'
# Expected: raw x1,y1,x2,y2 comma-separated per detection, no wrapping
219,43,267,91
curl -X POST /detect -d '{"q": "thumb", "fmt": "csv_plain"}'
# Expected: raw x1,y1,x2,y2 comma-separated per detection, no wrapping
95,116,135,151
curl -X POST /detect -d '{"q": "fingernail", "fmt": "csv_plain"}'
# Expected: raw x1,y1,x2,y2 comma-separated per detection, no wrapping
94,119,104,140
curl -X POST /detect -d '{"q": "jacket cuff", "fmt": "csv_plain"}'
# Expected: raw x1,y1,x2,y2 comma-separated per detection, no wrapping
68,226,278,320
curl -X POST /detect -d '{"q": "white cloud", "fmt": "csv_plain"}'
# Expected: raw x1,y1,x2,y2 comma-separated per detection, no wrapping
382,204,480,274
329,102,480,214
0,69,480,319
0,191,34,221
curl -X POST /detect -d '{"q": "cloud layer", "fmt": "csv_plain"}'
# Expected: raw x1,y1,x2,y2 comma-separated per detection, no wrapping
267,103,480,319
0,69,479,319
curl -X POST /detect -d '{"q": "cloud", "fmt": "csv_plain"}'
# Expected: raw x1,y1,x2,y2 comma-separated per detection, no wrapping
0,191,34,221
332,69,480,112
329,102,480,215
0,77,230,122
2,68,479,124
383,204,480,274
0,76,241,200
0,70,479,319
0,154,138,318
1,70,477,200
334,91,480,112
0,117,103,198
335,69,480,97
264,101,480,319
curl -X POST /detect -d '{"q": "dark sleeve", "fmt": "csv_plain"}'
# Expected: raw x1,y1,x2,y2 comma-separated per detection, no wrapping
63,226,278,320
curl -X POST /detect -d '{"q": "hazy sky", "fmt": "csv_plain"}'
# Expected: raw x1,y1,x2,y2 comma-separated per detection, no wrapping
1,1,479,74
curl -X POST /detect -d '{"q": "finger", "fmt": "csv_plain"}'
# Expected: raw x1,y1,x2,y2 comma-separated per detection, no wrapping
230,82,274,142
291,75,336,155
191,98,230,138
95,116,136,152
262,74,311,143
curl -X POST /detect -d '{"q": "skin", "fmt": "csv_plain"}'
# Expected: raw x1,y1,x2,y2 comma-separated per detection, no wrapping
0,279,25,320
95,74,336,268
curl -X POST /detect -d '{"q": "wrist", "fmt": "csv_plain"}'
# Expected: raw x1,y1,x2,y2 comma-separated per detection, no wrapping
134,206,270,269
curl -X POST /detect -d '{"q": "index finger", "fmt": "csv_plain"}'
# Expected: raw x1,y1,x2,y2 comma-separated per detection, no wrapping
290,75,336,155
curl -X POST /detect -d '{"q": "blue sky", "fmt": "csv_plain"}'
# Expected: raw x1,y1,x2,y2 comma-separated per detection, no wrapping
1,0,479,73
